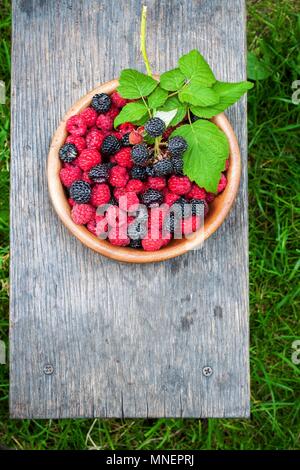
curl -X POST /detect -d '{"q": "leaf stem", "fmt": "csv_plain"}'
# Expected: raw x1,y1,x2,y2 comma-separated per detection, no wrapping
187,108,193,125
141,95,152,117
140,6,152,77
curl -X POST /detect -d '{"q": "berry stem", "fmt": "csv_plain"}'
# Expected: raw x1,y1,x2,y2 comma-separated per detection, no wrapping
140,5,152,77
187,108,192,125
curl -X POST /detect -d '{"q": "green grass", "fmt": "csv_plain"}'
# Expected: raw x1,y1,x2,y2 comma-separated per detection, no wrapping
0,0,299,450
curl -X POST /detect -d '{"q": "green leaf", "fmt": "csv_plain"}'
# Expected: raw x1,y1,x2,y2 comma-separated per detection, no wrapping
160,68,185,91
171,120,229,192
178,50,216,86
159,96,187,126
154,109,178,127
147,86,168,109
247,52,272,80
114,101,148,128
179,81,219,106
190,80,254,118
117,69,158,99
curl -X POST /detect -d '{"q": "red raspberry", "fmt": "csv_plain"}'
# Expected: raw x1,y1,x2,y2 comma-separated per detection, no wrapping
111,92,127,108
119,122,135,135
225,158,230,171
80,107,98,127
127,215,135,224
129,129,143,144
217,174,227,193
95,214,109,237
114,148,133,168
142,235,164,251
112,131,123,140
71,204,95,225
77,149,101,171
108,226,130,246
90,183,111,207
86,129,105,150
148,206,168,231
187,183,206,200
182,215,201,235
109,165,129,188
60,164,82,187
86,218,97,235
126,179,145,193
164,190,180,206
148,177,166,191
96,114,114,132
106,205,127,227
66,115,87,136
82,171,93,184
68,198,75,207
168,175,192,195
110,156,117,163
161,231,172,247
113,188,126,201
119,192,140,212
66,135,86,152
206,193,215,203
106,106,119,120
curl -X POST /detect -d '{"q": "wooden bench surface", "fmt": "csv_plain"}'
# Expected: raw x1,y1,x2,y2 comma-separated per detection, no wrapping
10,0,249,418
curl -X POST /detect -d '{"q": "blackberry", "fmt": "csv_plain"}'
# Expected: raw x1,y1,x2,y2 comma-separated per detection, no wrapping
163,212,180,235
168,136,188,157
141,189,163,207
91,93,111,114
131,143,149,166
59,143,78,163
131,165,148,181
89,163,113,183
70,180,91,204
121,132,131,147
145,165,156,177
128,220,147,240
109,196,118,206
190,112,199,123
153,159,173,176
145,117,166,137
133,205,148,222
129,239,142,249
101,135,121,156
171,156,184,175
190,198,209,217
172,197,192,219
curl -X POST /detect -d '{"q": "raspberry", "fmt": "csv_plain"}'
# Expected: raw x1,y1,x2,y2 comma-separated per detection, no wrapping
106,205,127,227
66,115,87,136
187,183,206,200
113,188,126,201
217,173,227,193
90,183,111,207
131,143,149,166
108,226,130,246
145,117,165,137
164,190,180,207
86,129,105,150
96,114,113,132
89,163,113,183
77,148,101,171
153,159,173,176
121,132,131,147
66,135,86,152
142,236,163,251
190,199,209,217
71,203,95,225
141,189,163,207
163,212,181,235
91,93,111,114
161,231,172,247
128,220,147,240
111,92,127,108
112,130,123,140
114,147,133,168
119,122,135,135
106,106,120,120
129,129,144,145
182,215,201,235
119,191,140,212
172,196,192,219
148,177,166,191
109,165,129,188
101,135,121,156
80,107,98,127
82,171,93,184
86,218,97,235
206,192,215,203
168,136,188,157
59,143,78,163
148,206,168,231
171,156,184,175
126,179,145,193
168,175,192,195
131,166,147,181
70,180,91,204
60,165,82,187
68,198,75,207
95,215,109,238
129,239,142,249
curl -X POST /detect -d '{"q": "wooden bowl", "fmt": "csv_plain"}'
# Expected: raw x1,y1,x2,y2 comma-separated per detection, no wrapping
47,79,241,263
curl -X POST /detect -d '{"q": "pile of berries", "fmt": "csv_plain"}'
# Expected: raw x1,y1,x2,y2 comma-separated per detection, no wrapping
59,92,228,251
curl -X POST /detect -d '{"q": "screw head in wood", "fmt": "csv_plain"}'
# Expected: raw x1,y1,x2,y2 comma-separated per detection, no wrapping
202,366,213,377
43,364,54,375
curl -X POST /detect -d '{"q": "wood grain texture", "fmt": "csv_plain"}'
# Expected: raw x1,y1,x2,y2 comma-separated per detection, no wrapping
10,0,249,418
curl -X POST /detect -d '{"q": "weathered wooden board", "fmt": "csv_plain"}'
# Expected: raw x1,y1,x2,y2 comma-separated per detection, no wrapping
10,0,249,418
